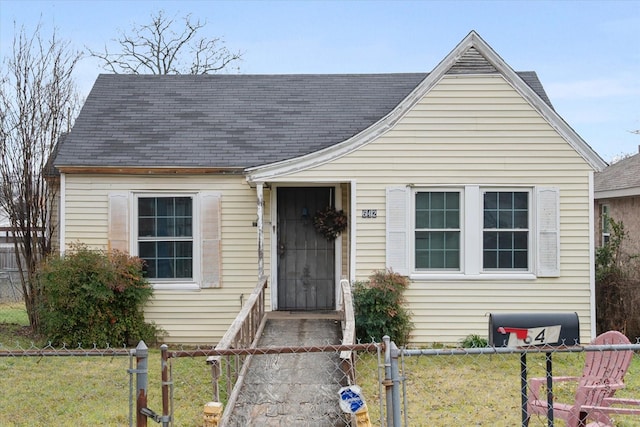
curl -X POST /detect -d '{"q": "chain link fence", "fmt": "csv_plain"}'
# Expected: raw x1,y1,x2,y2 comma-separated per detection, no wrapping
1,339,639,426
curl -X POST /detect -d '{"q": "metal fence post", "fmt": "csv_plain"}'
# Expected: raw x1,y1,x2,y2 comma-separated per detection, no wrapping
383,336,392,427
390,342,402,427
136,341,149,427
161,344,171,427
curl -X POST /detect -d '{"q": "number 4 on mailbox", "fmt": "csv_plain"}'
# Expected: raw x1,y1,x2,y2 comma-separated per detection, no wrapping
497,325,562,347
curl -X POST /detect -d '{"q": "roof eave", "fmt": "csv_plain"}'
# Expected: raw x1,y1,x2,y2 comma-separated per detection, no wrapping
56,166,246,175
595,187,640,199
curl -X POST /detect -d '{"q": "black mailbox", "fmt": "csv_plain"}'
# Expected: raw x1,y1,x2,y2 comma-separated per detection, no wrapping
489,312,580,347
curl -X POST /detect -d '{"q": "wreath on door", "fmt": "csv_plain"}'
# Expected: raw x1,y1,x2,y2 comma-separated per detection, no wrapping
313,206,348,240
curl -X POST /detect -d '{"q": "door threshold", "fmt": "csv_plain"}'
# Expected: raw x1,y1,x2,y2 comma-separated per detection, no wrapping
267,311,342,320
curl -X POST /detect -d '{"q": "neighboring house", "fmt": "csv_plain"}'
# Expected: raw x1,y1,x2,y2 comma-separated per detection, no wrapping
594,148,640,257
51,31,606,345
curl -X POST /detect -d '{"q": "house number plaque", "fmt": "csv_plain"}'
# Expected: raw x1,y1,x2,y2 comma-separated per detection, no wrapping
361,209,377,218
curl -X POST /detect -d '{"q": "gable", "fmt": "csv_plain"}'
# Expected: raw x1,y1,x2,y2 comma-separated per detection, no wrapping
247,31,606,182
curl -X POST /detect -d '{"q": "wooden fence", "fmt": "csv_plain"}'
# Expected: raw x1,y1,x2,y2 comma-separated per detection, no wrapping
0,247,20,270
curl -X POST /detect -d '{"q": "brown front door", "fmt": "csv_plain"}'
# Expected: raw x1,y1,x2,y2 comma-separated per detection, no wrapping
277,187,335,310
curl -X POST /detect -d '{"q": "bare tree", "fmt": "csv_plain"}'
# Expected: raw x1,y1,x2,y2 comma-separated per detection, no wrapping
0,23,80,329
88,10,242,74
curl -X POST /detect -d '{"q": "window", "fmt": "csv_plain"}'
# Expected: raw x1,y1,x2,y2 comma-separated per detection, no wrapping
387,185,559,278
137,196,193,280
482,191,529,270
415,191,460,270
601,204,610,246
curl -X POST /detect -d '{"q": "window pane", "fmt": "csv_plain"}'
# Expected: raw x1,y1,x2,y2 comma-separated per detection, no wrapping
175,258,193,277
416,211,430,229
416,232,430,250
430,251,445,269
430,231,445,250
138,218,155,237
484,250,497,269
498,251,512,269
499,192,513,209
498,232,513,250
446,210,459,228
416,193,430,210
157,259,173,278
514,232,528,249
156,217,173,237
139,242,156,258
431,211,445,228
446,192,459,209
157,241,174,257
139,198,155,216
484,232,498,250
445,232,459,250
415,252,429,269
484,210,497,228
174,197,192,216
142,258,156,278
498,211,513,228
514,211,528,229
431,192,445,209
514,192,528,209
445,252,459,269
484,192,497,210
175,241,193,258
156,198,173,216
514,251,528,269
175,217,192,236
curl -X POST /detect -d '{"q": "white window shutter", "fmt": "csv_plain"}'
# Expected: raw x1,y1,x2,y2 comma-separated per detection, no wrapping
108,193,129,253
201,192,222,288
386,186,409,275
537,187,560,277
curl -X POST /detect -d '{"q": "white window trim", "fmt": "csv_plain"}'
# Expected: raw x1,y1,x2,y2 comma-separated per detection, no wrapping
408,185,537,281
131,192,201,291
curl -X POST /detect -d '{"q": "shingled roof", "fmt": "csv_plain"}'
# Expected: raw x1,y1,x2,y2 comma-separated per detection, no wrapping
595,150,640,197
53,71,553,170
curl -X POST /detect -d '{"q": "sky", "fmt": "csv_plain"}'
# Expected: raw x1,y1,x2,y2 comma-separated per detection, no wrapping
1,0,639,163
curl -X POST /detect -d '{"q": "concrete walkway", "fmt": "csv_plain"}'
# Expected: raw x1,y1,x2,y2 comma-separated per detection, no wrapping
226,312,348,426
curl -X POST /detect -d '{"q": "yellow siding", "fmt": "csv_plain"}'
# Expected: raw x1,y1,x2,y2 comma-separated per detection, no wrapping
63,174,271,345
280,75,595,344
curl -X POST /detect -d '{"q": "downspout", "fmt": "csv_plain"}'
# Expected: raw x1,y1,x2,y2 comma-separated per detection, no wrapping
257,182,264,279
59,172,66,255
349,180,356,283
588,171,596,340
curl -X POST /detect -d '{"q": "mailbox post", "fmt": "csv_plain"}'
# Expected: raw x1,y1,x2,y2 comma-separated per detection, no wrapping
489,313,580,427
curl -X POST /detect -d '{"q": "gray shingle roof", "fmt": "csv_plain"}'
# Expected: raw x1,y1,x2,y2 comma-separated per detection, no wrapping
595,151,640,194
54,72,553,170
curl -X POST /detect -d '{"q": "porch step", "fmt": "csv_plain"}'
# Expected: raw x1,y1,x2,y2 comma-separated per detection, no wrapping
225,316,347,426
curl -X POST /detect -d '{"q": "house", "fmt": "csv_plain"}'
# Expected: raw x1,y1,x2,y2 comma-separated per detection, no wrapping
594,148,640,257
51,31,606,345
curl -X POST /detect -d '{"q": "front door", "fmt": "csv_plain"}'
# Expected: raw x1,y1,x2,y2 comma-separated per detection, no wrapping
277,187,335,310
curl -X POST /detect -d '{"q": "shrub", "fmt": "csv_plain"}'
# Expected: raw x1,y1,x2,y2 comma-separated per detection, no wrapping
460,334,488,348
353,270,413,346
36,245,161,346
595,218,640,341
